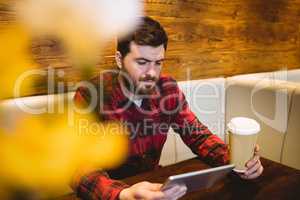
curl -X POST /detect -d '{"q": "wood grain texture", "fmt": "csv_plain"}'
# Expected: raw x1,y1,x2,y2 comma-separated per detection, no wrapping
0,0,300,96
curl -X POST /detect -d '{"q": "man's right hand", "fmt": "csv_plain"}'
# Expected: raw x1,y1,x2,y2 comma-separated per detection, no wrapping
119,181,187,200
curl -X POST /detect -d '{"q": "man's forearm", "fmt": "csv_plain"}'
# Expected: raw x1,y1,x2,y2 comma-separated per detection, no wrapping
72,170,129,200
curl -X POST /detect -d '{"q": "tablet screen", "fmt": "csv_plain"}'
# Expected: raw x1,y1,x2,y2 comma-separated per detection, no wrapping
161,164,235,192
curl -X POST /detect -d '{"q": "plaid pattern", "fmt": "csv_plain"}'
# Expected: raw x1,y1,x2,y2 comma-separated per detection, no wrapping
75,171,129,200
72,72,229,200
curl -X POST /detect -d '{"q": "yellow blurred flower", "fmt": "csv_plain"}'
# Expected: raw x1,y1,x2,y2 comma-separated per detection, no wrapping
0,110,128,194
0,25,36,99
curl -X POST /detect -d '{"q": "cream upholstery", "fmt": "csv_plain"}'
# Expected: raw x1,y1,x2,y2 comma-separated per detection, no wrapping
158,131,176,166
178,78,226,140
286,69,300,83
231,69,300,84
225,76,296,162
282,86,300,169
168,78,226,164
0,92,75,115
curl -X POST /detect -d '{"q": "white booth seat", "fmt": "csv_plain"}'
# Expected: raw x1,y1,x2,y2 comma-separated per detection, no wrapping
161,71,300,168
162,70,300,167
282,86,300,169
225,69,300,170
225,70,300,170
160,78,226,165
158,130,177,166
230,69,300,84
225,76,297,163
286,69,300,83
0,92,75,115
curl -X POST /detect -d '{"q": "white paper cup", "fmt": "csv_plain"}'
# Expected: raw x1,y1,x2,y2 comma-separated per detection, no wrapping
227,117,260,173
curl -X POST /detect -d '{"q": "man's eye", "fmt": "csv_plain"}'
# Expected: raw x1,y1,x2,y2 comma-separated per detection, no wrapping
137,61,147,65
155,61,162,66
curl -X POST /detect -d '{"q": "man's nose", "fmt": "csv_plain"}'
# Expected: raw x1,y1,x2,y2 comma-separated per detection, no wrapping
145,62,158,76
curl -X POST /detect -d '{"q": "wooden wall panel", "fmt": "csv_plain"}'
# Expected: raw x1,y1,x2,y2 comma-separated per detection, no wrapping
0,0,300,96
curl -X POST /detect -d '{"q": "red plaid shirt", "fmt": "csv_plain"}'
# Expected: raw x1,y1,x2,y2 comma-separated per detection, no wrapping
72,72,229,200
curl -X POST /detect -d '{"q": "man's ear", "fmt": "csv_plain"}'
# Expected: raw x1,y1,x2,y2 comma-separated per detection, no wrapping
115,51,123,69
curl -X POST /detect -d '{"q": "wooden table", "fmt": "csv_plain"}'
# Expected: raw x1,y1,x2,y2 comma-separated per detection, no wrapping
60,158,300,200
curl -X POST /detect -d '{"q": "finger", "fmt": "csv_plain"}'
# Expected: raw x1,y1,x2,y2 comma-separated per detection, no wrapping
137,189,165,200
245,159,261,176
239,173,248,179
163,185,186,199
169,185,187,195
172,186,187,199
150,183,163,191
143,182,163,191
164,191,185,200
179,185,187,192
171,191,187,200
246,155,260,168
163,185,181,197
245,165,264,179
254,145,260,158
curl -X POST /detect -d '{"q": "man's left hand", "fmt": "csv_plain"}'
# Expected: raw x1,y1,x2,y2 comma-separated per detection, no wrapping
239,145,264,179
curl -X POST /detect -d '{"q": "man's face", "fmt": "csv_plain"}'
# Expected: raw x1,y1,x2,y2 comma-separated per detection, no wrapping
120,42,165,95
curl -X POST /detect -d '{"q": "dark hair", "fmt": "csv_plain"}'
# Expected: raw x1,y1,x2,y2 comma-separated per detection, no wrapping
117,16,168,57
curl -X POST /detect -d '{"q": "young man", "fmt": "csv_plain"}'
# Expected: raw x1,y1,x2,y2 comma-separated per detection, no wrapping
72,16,263,200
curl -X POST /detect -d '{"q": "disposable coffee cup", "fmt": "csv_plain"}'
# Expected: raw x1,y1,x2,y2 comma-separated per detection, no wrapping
227,117,260,173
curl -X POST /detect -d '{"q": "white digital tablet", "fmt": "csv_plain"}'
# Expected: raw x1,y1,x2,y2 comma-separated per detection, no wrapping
161,164,235,192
